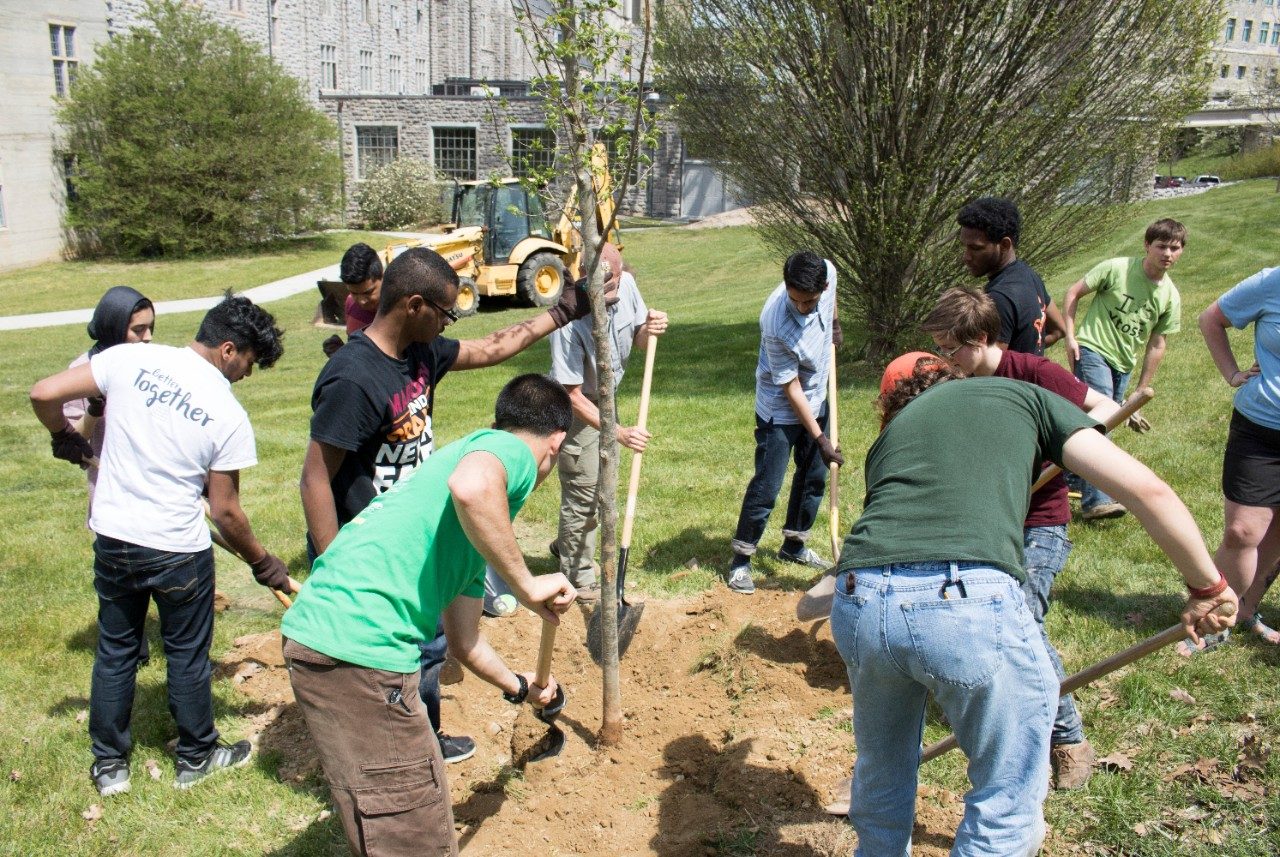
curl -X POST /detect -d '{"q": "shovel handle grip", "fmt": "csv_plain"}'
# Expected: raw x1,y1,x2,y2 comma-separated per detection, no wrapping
535,620,557,688
1031,387,1153,493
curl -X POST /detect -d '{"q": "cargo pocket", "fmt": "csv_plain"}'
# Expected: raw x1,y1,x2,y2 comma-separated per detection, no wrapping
354,756,452,855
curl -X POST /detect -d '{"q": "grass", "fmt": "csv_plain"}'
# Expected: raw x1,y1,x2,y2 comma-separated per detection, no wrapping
3,181,1280,852
0,230,404,317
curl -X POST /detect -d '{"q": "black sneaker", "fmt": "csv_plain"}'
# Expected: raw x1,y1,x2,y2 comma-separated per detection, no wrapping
436,731,476,763
173,740,252,789
90,757,131,796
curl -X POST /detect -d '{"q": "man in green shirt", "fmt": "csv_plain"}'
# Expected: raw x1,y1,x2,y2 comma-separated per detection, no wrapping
1063,218,1185,519
282,374,576,857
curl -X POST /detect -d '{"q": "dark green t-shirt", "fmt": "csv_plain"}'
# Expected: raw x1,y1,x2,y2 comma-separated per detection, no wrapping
282,428,537,672
838,377,1100,581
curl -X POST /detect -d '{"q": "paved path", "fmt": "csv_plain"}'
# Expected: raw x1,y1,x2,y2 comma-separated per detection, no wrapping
0,231,429,332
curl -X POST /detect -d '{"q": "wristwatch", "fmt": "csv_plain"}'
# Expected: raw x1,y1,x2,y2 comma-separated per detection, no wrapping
502,673,528,705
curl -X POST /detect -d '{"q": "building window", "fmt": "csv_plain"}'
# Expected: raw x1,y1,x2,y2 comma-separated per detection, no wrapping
415,58,427,94
228,0,244,11
631,0,643,23
1238,65,1247,79
320,45,337,89
391,3,401,30
50,24,78,97
62,155,79,203
1244,20,1254,42
1273,27,1279,45
433,127,477,180
600,129,641,185
1221,64,1230,78
416,5,424,33
319,0,332,15
359,50,374,91
0,181,7,229
512,128,557,177
1262,22,1271,44
356,126,398,179
1226,18,1236,40
362,0,372,23
389,54,402,92
269,0,279,44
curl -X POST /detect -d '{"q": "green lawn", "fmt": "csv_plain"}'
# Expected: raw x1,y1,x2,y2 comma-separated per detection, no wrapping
3,182,1280,853
0,231,403,317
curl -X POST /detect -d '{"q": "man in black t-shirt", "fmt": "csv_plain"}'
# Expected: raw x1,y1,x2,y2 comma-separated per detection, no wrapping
956,197,1066,355
300,247,588,763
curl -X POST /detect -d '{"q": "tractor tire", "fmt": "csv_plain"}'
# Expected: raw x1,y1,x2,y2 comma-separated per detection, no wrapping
517,252,567,307
454,277,480,318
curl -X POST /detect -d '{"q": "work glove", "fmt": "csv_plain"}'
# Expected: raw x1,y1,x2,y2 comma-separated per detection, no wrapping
250,552,292,592
816,434,845,468
832,316,844,350
547,276,591,328
1126,411,1151,434
321,334,345,358
86,396,106,418
50,425,94,468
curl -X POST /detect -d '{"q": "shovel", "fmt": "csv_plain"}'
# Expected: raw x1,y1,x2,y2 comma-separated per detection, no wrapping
586,337,657,665
512,620,566,765
825,604,1235,814
827,335,841,562
204,508,298,609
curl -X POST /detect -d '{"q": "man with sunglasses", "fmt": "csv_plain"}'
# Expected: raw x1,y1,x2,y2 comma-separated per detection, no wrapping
300,246,589,764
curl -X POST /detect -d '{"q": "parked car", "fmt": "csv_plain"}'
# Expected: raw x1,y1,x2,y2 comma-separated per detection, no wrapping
1194,175,1221,186
1154,175,1186,189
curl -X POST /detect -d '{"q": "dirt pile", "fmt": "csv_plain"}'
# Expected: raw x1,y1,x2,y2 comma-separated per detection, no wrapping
222,590,970,855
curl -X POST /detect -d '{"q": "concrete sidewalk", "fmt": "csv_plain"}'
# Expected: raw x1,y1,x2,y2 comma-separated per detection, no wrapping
0,230,430,332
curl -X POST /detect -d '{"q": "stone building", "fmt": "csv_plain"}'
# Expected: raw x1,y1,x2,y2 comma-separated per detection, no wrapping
1209,1,1280,103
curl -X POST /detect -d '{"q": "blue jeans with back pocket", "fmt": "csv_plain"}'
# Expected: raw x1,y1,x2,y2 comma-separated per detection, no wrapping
831,562,1056,857
89,535,219,763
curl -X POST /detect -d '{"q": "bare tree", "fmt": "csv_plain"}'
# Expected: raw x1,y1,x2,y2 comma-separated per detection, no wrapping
511,0,660,745
661,0,1221,360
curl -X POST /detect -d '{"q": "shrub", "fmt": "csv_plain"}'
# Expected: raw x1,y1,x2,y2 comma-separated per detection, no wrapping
354,158,450,230
57,0,341,258
1222,142,1280,180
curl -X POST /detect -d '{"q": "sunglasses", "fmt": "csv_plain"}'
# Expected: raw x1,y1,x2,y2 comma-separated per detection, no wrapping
425,297,459,323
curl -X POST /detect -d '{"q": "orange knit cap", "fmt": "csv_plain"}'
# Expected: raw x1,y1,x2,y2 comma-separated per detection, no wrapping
879,351,945,396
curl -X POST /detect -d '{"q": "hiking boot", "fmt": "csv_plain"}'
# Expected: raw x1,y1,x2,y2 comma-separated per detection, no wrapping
574,582,601,603
1082,502,1126,521
437,731,476,764
1050,740,1096,790
727,564,755,594
173,740,252,789
90,758,131,797
777,546,829,569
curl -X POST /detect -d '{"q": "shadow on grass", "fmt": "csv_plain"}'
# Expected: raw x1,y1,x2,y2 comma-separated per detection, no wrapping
652,733,849,856
1053,587,1189,636
647,527,728,577
732,623,848,693
262,809,348,856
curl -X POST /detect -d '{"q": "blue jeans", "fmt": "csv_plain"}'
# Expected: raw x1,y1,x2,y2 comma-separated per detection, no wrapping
1071,346,1129,510
1021,526,1084,745
831,562,1056,857
90,535,219,764
731,409,830,556
417,621,447,733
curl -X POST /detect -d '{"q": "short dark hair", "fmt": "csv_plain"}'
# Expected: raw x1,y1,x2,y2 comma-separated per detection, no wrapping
921,287,1001,347
782,250,829,294
1145,218,1187,247
957,197,1021,247
340,243,384,285
494,374,572,436
195,293,285,369
379,247,460,312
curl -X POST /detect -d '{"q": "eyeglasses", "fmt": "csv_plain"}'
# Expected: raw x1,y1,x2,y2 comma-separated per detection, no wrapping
425,297,459,323
937,341,966,360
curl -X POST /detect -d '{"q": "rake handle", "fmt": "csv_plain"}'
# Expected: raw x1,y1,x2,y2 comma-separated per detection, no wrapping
1031,387,1153,493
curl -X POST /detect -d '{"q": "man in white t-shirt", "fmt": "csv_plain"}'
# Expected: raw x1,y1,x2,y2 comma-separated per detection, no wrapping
31,295,292,797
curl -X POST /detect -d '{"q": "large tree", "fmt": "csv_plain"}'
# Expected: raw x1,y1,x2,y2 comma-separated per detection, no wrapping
58,0,340,258
661,0,1221,359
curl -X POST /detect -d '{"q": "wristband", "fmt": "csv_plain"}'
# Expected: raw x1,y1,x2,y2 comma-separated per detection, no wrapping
1187,574,1229,599
502,673,529,705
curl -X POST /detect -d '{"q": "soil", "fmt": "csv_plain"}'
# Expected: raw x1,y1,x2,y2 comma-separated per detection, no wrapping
219,589,987,856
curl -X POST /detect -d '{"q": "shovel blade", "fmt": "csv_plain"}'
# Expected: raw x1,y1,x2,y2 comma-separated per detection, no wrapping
586,600,645,666
522,724,565,764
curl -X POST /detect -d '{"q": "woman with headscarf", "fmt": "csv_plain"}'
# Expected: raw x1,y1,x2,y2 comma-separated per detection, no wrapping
63,286,155,509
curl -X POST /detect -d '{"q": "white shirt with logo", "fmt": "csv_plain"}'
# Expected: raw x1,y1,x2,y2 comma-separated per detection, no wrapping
89,343,257,552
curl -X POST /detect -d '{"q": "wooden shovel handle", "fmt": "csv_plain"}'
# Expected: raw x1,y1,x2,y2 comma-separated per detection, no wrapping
620,337,657,551
828,341,841,560
1031,387,1154,493
535,620,558,688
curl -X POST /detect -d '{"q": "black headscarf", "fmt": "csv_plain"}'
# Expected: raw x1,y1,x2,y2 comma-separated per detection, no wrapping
87,286,153,356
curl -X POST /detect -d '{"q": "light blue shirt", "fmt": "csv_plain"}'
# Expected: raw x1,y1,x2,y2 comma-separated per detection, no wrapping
549,272,647,402
754,260,836,424
1219,267,1280,431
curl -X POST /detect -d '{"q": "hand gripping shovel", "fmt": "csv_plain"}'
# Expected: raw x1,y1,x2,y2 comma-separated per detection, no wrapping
512,620,566,765
203,504,298,608
586,337,657,665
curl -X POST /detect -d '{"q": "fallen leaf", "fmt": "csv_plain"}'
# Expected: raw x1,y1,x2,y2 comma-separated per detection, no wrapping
8,770,20,782
75,710,88,723
1098,752,1134,772
317,809,332,822
82,804,103,823
145,759,161,781
232,661,263,684
1169,688,1196,705
1133,822,1149,836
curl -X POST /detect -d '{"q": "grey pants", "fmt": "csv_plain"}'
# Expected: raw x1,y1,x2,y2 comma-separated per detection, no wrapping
556,417,600,588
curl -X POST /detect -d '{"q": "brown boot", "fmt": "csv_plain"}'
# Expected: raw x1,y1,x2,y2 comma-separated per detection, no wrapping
1051,740,1096,790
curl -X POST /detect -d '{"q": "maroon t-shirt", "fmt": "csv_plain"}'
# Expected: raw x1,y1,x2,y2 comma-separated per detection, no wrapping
994,350,1089,527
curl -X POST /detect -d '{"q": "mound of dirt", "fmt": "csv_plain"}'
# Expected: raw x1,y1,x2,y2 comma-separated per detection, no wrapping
682,207,760,230
221,590,969,855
